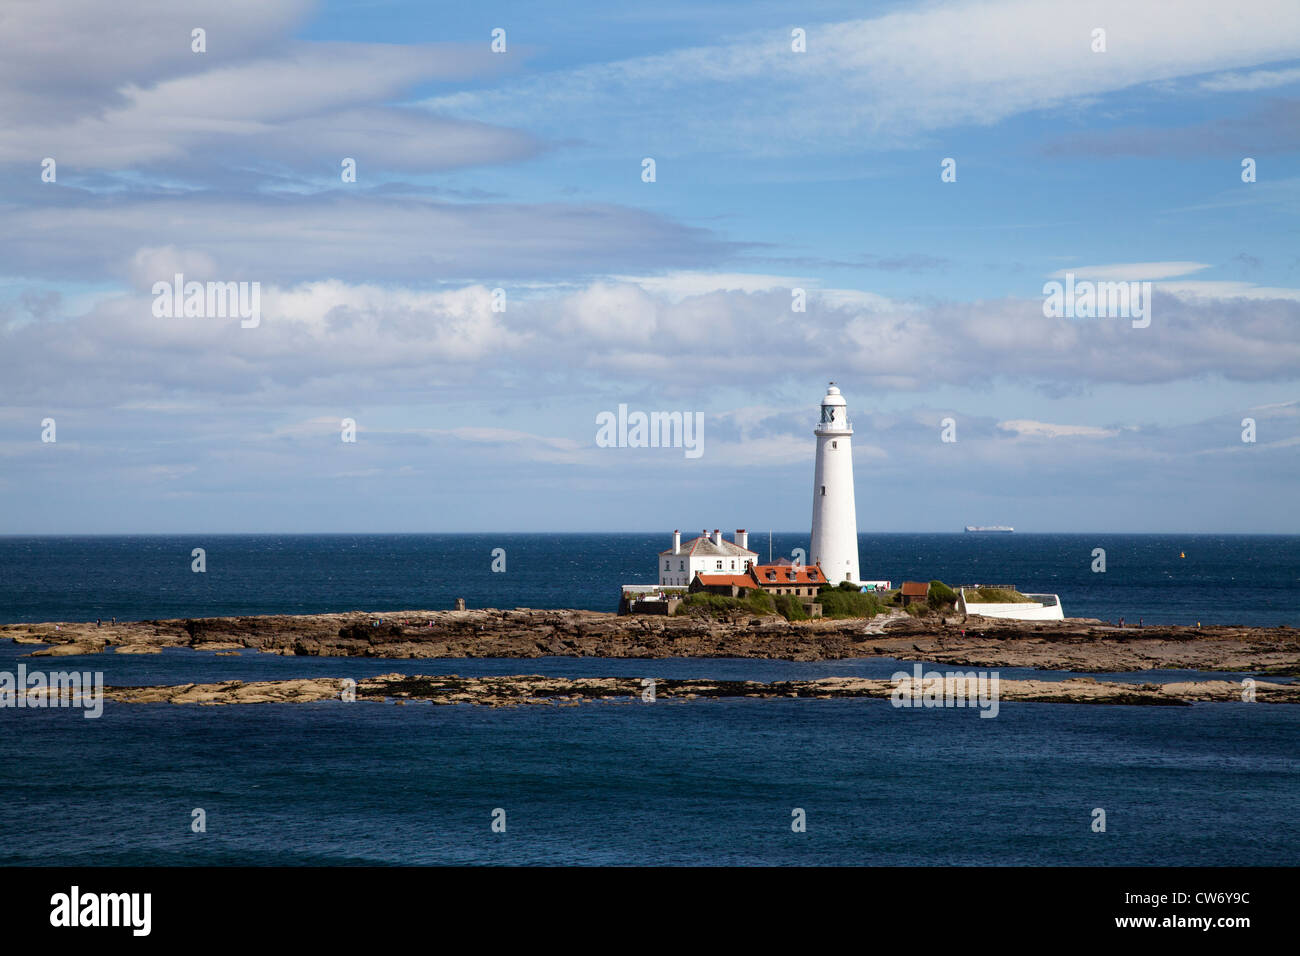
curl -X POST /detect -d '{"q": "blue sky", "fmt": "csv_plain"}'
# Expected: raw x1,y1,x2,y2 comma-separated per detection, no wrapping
1,0,1298,534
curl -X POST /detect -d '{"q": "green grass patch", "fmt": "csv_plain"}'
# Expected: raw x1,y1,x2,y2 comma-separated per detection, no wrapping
772,594,810,621
963,587,1033,603
927,580,957,608
675,590,776,617
814,587,885,619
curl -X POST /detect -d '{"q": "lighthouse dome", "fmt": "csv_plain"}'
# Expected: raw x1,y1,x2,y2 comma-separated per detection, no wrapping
821,383,847,407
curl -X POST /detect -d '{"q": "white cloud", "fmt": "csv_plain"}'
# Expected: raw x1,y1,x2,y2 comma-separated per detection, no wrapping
555,282,662,344
0,0,311,121
0,43,533,169
424,0,1300,155
611,271,811,301
998,419,1120,439
1156,281,1300,302
815,289,901,312
1248,399,1300,414
128,247,219,291
0,195,730,283
1199,65,1300,91
0,2,532,171
607,273,899,314
5,277,1299,417
1050,262,1210,281
706,435,827,467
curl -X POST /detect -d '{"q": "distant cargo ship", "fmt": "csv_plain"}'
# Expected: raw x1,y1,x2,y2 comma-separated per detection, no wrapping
964,525,1014,533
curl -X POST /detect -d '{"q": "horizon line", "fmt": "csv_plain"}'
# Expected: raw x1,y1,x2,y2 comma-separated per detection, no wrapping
1,531,1297,538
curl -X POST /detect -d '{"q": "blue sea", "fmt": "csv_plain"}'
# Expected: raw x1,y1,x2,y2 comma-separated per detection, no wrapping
1,534,1297,866
0,532,1297,626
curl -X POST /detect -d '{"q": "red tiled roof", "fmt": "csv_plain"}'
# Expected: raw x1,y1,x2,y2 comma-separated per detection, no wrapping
694,573,758,589
901,581,930,597
751,563,824,585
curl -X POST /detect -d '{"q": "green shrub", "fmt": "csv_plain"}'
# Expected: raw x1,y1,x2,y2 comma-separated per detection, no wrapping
815,588,884,619
773,593,810,621
675,590,776,617
928,579,957,608
963,587,1032,603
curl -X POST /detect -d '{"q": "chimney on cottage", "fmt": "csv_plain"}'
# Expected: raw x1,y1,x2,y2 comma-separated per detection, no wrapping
735,529,748,551
711,529,722,546
672,529,681,555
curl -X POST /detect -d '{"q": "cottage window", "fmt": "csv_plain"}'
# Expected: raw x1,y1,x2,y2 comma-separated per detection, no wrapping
716,560,723,569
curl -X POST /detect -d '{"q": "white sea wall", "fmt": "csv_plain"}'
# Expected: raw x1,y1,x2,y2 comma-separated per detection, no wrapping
958,590,1065,620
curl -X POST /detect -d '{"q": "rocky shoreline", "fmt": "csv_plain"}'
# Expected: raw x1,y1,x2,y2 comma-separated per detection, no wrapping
3,607,1297,674
99,672,1300,707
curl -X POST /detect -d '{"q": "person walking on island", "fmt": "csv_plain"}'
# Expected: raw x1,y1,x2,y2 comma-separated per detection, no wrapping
1119,617,1125,629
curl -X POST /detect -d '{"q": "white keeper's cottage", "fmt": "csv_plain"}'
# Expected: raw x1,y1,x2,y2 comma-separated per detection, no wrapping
659,529,758,588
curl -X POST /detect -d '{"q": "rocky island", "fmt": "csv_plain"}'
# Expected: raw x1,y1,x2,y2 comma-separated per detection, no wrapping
4,607,1297,675
98,671,1300,707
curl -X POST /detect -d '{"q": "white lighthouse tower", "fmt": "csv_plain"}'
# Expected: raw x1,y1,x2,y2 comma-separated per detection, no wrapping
809,382,860,585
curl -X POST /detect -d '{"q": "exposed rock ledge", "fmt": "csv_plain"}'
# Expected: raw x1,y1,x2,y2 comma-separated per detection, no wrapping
100,673,1299,707
4,607,1297,674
